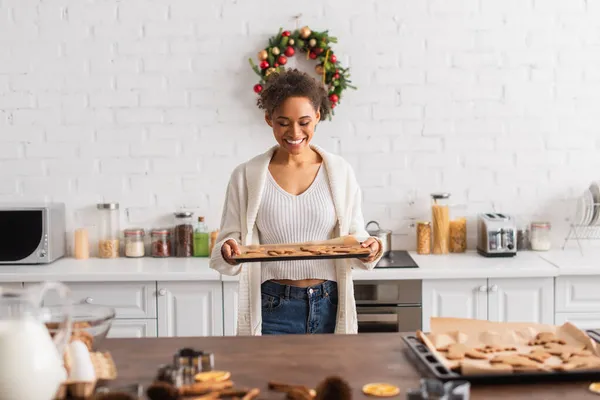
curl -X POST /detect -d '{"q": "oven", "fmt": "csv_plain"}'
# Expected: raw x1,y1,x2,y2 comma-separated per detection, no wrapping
353,280,422,333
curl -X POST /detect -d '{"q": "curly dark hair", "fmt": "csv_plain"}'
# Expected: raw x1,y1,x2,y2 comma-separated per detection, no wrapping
257,69,332,121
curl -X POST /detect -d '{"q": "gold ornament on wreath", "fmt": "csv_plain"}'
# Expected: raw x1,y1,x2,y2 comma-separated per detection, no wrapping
249,26,356,120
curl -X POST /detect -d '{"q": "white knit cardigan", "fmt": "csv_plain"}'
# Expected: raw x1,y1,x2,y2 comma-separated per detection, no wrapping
209,145,382,335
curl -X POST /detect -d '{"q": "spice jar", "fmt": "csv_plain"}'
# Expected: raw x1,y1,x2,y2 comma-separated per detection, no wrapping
174,211,194,257
530,222,551,251
517,222,530,251
151,228,172,258
449,217,467,253
97,203,120,258
124,228,145,258
431,193,451,255
416,222,432,255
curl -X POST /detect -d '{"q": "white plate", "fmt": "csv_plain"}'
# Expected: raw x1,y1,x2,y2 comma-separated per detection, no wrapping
574,194,587,225
583,189,595,226
590,181,600,225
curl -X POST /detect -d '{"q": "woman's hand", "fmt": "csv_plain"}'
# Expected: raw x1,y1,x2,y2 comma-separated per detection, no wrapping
359,237,381,263
221,239,241,265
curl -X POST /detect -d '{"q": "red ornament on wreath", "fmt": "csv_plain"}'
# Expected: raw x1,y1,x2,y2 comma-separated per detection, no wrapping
284,46,295,57
248,26,357,120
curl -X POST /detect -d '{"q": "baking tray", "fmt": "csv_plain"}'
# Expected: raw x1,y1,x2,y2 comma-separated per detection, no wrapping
232,251,370,263
231,239,372,263
402,332,600,384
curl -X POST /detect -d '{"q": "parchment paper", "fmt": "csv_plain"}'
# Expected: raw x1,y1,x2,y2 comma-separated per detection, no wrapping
416,317,600,375
232,235,370,261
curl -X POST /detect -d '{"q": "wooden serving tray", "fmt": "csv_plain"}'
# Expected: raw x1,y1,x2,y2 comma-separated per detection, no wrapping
232,236,371,263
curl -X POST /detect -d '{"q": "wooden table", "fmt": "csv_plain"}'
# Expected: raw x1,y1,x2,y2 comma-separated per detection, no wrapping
102,333,599,399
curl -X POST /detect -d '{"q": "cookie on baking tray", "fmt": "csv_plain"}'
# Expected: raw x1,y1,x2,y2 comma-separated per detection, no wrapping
528,332,566,346
475,345,517,354
543,343,590,362
436,343,488,360
490,354,548,371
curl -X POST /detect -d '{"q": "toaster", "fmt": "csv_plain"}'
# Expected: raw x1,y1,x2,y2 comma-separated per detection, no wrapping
476,213,517,257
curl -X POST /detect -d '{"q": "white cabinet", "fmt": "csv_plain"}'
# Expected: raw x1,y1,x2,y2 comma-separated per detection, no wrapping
223,282,238,336
555,313,600,330
157,282,223,337
556,276,600,313
30,282,157,319
422,279,487,331
488,278,554,324
107,319,158,338
555,276,600,330
423,277,554,331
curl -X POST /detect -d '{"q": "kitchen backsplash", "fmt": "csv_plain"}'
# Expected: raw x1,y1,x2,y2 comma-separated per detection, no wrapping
1,0,600,253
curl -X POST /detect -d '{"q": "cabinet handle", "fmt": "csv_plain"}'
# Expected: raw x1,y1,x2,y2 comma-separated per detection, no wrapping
84,297,93,304
478,286,487,292
158,288,167,296
489,284,498,292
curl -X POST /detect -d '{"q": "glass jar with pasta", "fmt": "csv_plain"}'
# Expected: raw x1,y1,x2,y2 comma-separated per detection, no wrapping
431,193,451,255
449,217,467,253
97,203,120,258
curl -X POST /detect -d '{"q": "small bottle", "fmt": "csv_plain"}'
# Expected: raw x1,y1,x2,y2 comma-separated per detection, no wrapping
193,217,210,257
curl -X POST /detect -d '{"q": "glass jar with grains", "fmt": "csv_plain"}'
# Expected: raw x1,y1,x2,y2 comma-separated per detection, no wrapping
124,228,145,258
530,222,551,251
416,221,432,255
174,211,194,257
431,193,451,255
97,203,120,258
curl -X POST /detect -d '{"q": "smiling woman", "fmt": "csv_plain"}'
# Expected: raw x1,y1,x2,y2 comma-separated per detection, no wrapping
209,69,383,336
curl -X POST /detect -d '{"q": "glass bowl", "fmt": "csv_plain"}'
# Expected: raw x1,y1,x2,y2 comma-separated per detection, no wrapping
42,303,116,350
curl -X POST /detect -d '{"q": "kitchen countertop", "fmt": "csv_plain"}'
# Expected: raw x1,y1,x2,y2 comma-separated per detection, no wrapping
0,250,578,283
0,257,220,282
539,248,600,275
101,334,598,399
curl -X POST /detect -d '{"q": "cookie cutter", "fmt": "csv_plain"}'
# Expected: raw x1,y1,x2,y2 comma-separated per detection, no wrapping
406,379,470,400
172,347,215,384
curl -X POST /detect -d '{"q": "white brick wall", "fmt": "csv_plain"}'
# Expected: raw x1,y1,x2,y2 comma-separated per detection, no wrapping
1,0,599,252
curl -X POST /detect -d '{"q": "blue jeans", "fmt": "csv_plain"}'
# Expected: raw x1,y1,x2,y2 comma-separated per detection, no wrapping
261,280,338,335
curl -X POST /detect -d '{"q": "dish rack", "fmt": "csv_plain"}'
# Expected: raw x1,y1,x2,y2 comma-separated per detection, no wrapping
562,196,600,255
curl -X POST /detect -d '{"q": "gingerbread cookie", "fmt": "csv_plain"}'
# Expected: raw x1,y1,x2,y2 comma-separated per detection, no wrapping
437,344,488,360
543,343,587,362
526,349,552,363
555,356,600,371
475,345,517,354
490,354,547,370
528,332,566,346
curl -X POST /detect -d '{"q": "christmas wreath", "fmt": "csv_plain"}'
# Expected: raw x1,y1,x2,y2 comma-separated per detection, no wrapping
249,26,356,119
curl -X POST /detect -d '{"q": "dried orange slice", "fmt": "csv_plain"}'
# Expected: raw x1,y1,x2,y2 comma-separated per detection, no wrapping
194,370,231,382
362,383,400,397
589,382,600,395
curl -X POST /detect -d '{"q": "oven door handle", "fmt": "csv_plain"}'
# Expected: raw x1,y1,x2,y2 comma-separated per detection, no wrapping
356,303,421,310
356,305,420,314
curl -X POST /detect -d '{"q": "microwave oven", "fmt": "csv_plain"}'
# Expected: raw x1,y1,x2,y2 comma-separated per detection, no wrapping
0,203,66,264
